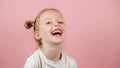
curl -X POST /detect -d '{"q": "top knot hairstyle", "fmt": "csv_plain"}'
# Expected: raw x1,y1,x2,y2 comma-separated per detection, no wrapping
24,20,34,29
24,19,37,31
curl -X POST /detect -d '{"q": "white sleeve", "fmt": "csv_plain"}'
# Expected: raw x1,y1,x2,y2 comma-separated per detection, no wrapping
23,57,37,68
70,58,78,68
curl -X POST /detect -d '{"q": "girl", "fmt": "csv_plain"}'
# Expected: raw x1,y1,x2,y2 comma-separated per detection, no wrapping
24,8,77,68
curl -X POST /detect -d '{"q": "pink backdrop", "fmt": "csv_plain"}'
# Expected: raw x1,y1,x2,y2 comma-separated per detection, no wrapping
0,0,120,68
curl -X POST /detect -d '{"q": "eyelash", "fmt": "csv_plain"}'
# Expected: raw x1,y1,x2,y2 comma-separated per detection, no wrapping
58,21,64,24
46,22,52,24
46,21,64,24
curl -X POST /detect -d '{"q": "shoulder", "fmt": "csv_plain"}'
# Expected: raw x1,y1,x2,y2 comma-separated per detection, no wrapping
65,54,78,68
24,50,40,68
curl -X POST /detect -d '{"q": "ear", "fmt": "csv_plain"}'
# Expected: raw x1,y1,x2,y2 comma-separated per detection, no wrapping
34,31,41,40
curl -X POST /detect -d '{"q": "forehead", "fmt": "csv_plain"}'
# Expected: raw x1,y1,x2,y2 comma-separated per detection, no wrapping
40,10,63,19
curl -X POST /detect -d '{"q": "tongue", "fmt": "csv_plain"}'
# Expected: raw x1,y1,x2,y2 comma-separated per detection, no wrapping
51,31,62,37
52,32,61,37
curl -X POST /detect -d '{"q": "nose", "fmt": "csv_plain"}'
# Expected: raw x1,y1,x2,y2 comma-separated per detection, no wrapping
54,22,60,27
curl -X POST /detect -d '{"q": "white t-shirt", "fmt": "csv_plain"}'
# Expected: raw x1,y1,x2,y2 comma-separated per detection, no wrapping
24,49,77,68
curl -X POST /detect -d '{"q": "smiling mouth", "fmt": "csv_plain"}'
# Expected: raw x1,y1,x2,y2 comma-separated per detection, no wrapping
51,29,63,37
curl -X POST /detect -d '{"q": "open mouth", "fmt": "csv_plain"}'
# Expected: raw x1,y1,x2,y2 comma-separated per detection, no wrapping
51,29,63,37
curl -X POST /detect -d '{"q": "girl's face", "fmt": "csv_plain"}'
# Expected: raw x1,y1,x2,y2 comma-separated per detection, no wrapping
38,10,66,44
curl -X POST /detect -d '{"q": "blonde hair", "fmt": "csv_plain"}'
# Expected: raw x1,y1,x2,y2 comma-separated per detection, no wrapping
24,8,63,46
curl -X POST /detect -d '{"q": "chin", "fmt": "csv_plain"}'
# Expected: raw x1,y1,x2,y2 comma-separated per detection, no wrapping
50,38,64,44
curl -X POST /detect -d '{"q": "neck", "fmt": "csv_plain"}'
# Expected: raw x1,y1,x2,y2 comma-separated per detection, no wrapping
40,42,62,62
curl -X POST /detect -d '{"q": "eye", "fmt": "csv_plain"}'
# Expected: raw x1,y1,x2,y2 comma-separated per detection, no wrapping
46,22,52,24
58,21,64,24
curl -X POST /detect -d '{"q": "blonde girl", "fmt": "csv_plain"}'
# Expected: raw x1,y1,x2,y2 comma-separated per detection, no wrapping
24,8,77,68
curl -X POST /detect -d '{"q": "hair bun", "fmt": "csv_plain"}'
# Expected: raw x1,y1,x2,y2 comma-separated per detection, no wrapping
24,20,34,29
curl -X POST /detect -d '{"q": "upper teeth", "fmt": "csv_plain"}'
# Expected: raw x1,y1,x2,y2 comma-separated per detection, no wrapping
53,30,61,34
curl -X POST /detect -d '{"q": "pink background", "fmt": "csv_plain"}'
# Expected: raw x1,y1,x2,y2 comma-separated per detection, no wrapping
0,0,120,68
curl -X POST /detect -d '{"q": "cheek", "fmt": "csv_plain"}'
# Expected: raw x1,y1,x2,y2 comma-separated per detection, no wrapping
62,25,66,32
63,26,67,36
40,25,51,35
